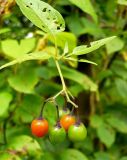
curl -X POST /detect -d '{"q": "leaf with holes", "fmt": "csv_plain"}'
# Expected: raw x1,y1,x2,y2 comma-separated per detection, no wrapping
69,36,116,56
16,0,65,34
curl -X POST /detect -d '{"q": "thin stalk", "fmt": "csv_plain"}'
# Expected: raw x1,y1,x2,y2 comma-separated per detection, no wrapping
52,34,78,108
39,101,46,118
68,90,75,99
55,60,66,90
70,105,75,115
55,60,78,108
65,91,78,108
56,104,60,121
53,90,64,100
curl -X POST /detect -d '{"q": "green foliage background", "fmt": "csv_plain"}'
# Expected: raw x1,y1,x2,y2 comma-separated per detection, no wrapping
0,0,127,159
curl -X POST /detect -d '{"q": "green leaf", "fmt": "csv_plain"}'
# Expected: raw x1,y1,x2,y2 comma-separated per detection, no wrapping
70,36,116,56
106,0,117,20
1,38,36,58
8,68,39,93
36,65,98,92
7,135,42,157
14,94,42,123
97,70,112,81
120,157,127,160
61,65,98,91
106,116,127,133
90,115,104,128
42,152,55,160
59,149,88,160
0,152,21,160
94,152,111,160
115,78,127,99
74,137,93,153
97,124,116,148
68,0,97,23
67,56,78,68
63,42,69,55
65,57,97,65
0,51,51,70
16,0,65,34
106,37,124,54
43,102,58,126
48,32,77,52
69,84,84,97
36,66,58,80
55,0,71,6
0,28,11,35
0,92,12,117
36,80,61,96
117,0,127,5
111,60,127,80
66,15,103,37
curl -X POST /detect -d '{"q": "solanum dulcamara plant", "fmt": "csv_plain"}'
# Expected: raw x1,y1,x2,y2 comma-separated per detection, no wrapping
0,0,116,143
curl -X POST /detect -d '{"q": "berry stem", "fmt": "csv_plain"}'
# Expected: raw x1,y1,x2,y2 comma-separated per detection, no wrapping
70,105,75,115
39,101,47,118
56,104,60,121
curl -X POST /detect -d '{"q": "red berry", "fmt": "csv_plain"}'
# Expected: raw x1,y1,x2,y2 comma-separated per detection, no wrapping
60,114,76,131
31,118,49,137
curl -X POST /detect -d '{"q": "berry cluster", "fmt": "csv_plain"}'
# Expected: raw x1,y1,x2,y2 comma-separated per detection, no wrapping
31,102,87,144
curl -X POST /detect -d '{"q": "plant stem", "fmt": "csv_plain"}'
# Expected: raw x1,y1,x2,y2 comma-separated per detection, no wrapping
53,90,64,99
56,104,60,121
52,35,78,108
39,101,46,118
55,60,78,108
55,60,66,91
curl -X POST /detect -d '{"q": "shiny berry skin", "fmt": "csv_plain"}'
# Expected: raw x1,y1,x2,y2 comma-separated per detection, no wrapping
60,114,76,131
68,123,87,142
49,123,66,144
31,118,49,137
59,108,70,118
